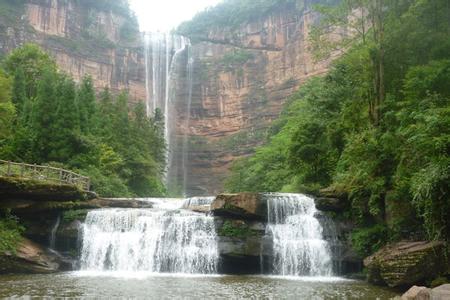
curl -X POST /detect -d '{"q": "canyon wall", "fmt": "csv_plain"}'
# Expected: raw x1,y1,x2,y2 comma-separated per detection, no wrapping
175,6,337,196
0,0,146,103
0,0,335,196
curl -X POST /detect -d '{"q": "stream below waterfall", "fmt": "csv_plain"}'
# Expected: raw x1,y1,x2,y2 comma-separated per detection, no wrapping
0,195,399,298
0,273,398,299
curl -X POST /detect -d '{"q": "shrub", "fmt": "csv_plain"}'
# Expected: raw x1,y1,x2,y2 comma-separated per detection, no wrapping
351,224,388,257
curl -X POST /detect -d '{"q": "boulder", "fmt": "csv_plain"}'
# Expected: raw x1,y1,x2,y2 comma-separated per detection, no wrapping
431,284,450,300
211,193,267,221
364,241,448,287
397,284,450,300
0,238,71,274
400,286,431,300
318,186,348,200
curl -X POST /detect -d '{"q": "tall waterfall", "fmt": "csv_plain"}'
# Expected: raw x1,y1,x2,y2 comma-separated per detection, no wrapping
143,33,193,196
79,200,218,274
265,194,333,276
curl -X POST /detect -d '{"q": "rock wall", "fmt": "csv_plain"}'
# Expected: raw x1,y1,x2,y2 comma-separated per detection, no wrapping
176,6,338,195
0,0,337,196
0,0,146,103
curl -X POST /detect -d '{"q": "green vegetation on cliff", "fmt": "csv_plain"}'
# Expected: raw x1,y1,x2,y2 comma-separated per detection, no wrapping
178,0,337,38
0,44,166,197
0,212,24,253
219,220,258,238
226,0,450,247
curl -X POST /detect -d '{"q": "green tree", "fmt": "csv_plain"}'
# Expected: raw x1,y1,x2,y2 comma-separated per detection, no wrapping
49,75,80,162
0,70,15,148
77,76,97,134
30,67,58,162
3,44,56,99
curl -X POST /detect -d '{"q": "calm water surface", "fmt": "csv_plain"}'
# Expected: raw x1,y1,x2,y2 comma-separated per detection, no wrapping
0,272,398,299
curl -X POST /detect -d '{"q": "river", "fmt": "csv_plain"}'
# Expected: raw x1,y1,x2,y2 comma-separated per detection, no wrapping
0,273,398,299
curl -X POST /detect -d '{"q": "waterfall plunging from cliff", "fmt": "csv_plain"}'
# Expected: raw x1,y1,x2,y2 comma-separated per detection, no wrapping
265,194,333,276
49,215,61,250
79,199,218,274
143,32,192,196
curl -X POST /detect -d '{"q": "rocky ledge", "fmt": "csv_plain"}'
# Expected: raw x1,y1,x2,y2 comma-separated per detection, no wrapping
0,238,71,274
364,241,449,288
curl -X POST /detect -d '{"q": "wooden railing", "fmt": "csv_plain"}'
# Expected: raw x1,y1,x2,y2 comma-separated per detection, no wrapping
0,160,90,191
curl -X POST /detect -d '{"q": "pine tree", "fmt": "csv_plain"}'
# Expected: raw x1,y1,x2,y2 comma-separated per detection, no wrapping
49,76,80,162
11,67,27,116
77,76,96,134
30,67,58,162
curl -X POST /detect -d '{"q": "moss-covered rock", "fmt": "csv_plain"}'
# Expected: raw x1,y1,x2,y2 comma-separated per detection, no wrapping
217,219,261,238
364,241,448,287
0,176,92,203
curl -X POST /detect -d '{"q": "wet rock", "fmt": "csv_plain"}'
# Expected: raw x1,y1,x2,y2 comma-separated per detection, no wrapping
364,241,448,287
314,197,347,212
0,238,70,274
318,186,348,200
211,193,267,221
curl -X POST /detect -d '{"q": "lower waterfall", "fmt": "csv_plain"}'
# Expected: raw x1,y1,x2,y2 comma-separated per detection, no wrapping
79,201,218,274
78,194,334,277
265,193,333,276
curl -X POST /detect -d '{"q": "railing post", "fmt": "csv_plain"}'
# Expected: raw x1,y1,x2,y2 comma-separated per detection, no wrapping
7,161,11,176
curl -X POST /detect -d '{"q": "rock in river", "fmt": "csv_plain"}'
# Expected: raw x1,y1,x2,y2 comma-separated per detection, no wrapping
364,241,448,288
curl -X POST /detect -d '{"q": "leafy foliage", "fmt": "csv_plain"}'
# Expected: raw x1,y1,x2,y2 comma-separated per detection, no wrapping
351,225,388,257
0,44,166,197
226,0,450,246
0,212,24,253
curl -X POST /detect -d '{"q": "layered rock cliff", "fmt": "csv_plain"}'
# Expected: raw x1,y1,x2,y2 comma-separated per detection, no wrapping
0,0,146,102
174,4,337,195
1,0,337,196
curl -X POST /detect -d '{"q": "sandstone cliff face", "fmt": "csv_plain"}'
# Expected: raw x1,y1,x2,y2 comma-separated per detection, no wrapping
178,8,337,196
1,1,336,196
0,0,146,102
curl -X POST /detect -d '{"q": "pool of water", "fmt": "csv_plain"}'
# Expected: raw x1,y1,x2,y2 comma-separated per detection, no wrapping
0,273,398,299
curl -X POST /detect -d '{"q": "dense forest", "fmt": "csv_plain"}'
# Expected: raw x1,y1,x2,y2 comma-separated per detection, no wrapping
177,0,337,37
0,44,166,197
225,0,450,256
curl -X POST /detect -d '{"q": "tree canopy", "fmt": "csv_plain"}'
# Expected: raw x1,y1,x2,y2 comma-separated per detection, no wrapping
0,44,166,197
225,0,450,251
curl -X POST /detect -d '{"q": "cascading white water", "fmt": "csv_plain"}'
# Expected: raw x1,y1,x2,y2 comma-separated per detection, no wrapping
49,215,60,250
181,44,194,196
265,193,333,276
79,199,218,274
143,33,191,195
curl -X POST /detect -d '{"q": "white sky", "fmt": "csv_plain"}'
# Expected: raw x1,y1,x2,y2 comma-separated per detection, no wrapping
129,0,222,32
